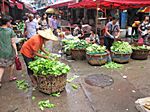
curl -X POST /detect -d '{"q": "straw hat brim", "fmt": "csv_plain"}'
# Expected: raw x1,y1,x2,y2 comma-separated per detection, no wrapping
38,29,58,41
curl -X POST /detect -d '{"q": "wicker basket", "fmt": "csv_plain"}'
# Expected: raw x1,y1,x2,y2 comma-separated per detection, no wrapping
36,74,67,94
131,49,150,60
86,53,108,65
111,51,131,63
71,49,86,60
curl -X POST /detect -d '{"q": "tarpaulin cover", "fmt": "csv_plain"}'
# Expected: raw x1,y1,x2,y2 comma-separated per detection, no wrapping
16,1,23,10
68,0,150,9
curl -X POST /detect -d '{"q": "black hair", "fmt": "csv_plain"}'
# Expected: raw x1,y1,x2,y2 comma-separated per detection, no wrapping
112,16,119,20
41,13,48,24
91,29,95,34
0,15,12,25
65,27,70,31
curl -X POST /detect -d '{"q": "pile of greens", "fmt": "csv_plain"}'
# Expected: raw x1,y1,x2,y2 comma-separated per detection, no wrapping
86,44,107,54
38,100,55,110
103,62,123,69
29,58,70,76
16,80,29,91
111,41,132,54
132,45,150,50
63,39,89,52
35,51,61,61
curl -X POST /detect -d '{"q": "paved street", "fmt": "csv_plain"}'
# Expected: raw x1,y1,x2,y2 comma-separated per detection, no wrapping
0,54,150,112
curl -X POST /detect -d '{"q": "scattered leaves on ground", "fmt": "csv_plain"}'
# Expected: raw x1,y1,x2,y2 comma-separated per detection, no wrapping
50,92,61,97
67,75,79,83
71,84,78,90
32,96,36,100
103,62,123,69
38,100,55,111
16,80,29,91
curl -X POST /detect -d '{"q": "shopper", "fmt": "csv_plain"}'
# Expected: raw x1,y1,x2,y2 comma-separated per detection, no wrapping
138,16,150,44
39,13,49,30
25,14,38,39
0,15,18,88
20,29,58,86
104,16,120,50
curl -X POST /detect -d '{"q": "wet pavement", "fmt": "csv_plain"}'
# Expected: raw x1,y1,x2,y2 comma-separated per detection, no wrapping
0,49,150,112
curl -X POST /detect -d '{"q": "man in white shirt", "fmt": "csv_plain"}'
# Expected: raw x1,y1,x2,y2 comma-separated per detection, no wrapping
25,14,38,39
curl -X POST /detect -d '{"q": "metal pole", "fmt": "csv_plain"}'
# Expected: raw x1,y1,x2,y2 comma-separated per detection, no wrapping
2,0,5,14
95,3,99,35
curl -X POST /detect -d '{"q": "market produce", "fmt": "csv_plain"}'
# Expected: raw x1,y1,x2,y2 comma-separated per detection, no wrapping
63,39,89,52
38,100,55,110
29,58,70,76
86,44,107,54
132,45,150,50
16,80,29,91
103,62,123,69
111,41,132,54
35,51,61,61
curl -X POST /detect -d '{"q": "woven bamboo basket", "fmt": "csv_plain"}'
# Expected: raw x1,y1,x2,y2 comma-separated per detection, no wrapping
36,74,67,94
131,49,150,60
71,49,86,60
111,51,131,63
86,53,108,65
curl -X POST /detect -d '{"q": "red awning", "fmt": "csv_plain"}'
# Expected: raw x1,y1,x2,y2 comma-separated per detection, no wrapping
68,0,150,9
49,0,74,8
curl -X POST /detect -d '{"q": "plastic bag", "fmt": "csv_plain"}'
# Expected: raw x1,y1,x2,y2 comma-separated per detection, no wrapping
15,56,22,70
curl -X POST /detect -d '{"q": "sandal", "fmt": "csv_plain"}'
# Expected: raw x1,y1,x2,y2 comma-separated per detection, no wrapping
9,77,17,82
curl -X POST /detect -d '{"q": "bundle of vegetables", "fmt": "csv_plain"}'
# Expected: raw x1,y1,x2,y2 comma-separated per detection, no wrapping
29,58,70,76
61,38,79,46
111,41,132,54
35,51,61,61
64,39,89,52
86,44,107,54
132,45,150,50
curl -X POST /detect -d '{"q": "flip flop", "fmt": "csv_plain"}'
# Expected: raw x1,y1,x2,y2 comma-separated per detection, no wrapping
9,77,17,82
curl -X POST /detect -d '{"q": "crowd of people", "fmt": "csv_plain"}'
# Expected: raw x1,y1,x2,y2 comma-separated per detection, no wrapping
0,12,149,88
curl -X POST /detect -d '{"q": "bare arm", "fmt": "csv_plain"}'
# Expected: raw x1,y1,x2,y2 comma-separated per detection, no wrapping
11,37,18,56
34,52,49,59
40,47,49,55
105,26,112,37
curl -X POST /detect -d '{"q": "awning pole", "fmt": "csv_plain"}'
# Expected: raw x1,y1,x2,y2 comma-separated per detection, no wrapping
95,3,99,35
2,0,5,14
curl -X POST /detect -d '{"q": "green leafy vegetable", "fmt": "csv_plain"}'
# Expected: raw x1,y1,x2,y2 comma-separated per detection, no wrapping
103,62,123,69
16,80,29,91
132,45,150,50
32,96,36,100
111,41,132,54
62,39,89,52
71,84,78,90
50,92,61,97
86,44,107,54
38,100,55,110
29,58,70,76
67,75,79,83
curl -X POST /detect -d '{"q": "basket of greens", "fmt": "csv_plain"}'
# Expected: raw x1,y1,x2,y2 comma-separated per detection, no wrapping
111,41,132,63
70,40,89,60
86,44,108,65
131,45,150,60
29,58,70,94
62,38,79,56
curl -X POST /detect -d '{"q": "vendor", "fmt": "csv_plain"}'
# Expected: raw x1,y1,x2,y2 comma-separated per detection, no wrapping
88,30,100,44
138,16,150,45
73,24,84,39
20,29,58,86
104,16,120,50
